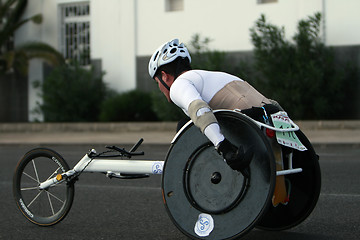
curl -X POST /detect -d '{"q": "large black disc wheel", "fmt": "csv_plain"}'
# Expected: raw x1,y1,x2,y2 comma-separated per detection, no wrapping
256,130,321,230
162,111,276,239
13,148,75,226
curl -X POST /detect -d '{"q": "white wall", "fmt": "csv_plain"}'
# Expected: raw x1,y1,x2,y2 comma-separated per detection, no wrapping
91,0,136,92
19,0,360,84
137,0,325,56
14,0,360,121
16,0,137,120
15,0,59,121
325,0,360,46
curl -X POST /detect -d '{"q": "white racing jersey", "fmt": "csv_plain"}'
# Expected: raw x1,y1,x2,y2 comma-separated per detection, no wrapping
170,70,243,110
170,70,271,146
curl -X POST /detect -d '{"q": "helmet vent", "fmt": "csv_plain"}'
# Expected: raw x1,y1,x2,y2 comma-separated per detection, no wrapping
149,39,191,78
153,52,159,61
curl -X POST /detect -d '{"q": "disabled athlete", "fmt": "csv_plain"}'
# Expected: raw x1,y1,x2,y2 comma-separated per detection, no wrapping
148,39,284,193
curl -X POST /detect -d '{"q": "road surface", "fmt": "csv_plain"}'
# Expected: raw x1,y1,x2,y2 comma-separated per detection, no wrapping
1,144,359,239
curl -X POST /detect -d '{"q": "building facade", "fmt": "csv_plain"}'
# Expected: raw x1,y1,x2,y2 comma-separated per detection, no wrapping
15,0,360,121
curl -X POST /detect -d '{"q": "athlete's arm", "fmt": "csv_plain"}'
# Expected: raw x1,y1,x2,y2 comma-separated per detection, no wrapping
170,78,224,147
170,77,250,175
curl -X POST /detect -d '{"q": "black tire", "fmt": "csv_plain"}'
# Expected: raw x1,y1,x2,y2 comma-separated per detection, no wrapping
256,130,321,230
13,148,75,226
162,111,276,239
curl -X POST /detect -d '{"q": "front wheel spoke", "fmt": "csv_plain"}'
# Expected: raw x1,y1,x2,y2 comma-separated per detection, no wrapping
31,160,40,183
45,190,65,204
27,190,44,208
21,186,40,191
23,171,39,183
46,192,55,215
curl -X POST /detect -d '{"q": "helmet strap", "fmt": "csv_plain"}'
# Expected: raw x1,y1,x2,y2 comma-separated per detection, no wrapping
159,76,170,91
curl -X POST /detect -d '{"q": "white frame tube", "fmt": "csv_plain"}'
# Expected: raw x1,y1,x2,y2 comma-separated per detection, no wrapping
39,153,164,189
80,159,164,174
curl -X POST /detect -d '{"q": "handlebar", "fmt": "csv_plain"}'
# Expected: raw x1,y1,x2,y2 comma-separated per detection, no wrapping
105,145,144,158
129,138,144,152
89,138,145,159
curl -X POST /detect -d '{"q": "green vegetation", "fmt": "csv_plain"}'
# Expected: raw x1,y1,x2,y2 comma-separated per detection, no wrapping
188,34,227,71
34,62,106,122
250,13,357,119
0,0,64,76
100,90,158,122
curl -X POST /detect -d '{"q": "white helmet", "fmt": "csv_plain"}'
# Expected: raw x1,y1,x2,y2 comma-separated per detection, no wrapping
148,39,191,79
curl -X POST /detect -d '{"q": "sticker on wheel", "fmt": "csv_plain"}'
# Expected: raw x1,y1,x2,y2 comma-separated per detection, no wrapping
194,213,214,237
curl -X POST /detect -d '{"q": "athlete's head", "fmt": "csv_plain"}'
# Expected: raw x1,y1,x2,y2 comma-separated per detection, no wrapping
148,39,192,102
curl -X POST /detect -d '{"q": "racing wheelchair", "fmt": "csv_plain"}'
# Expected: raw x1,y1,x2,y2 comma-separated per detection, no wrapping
13,109,321,239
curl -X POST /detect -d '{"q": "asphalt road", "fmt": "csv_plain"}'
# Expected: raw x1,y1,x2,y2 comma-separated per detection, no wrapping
1,144,359,240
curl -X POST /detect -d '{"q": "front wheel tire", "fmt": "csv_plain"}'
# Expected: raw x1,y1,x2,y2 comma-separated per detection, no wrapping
13,148,75,226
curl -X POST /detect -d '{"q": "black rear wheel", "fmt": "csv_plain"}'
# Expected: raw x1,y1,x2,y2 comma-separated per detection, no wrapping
256,130,321,230
162,111,276,239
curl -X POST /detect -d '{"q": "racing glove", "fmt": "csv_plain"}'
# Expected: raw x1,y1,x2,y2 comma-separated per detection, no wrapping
216,139,253,177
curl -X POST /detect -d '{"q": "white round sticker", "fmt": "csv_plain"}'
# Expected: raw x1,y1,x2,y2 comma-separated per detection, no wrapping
151,161,163,174
194,213,214,237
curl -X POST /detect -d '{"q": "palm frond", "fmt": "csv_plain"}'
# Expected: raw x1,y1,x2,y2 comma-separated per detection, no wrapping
9,0,27,24
0,0,42,46
18,42,65,66
0,1,64,76
0,0,17,21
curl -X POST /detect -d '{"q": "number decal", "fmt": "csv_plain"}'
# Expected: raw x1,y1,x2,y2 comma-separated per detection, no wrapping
271,112,307,151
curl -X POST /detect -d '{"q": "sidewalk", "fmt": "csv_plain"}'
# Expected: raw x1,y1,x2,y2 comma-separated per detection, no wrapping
0,122,177,145
0,121,359,146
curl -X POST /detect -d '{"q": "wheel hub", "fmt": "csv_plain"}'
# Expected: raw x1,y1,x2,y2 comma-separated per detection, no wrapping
211,172,222,184
184,146,247,214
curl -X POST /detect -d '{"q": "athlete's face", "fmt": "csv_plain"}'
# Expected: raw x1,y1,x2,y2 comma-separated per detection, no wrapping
155,71,175,102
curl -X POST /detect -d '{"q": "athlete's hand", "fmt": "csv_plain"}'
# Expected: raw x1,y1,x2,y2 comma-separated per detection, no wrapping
216,139,253,177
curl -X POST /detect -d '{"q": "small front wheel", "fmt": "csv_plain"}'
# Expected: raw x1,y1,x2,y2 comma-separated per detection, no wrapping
13,148,75,226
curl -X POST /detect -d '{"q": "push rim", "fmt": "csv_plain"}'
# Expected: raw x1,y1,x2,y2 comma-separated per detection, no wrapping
184,143,249,214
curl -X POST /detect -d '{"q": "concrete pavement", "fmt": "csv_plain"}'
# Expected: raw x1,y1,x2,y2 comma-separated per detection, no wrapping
0,122,177,145
0,121,359,146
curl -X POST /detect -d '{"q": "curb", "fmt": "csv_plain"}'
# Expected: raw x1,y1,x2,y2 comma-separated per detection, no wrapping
295,120,360,130
1,120,359,133
0,122,178,133
0,121,359,146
